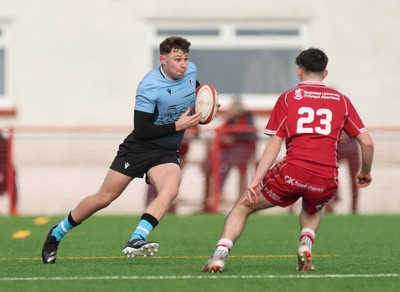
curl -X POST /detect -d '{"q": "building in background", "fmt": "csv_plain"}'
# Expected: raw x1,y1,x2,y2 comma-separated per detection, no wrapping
0,0,398,215
0,0,399,127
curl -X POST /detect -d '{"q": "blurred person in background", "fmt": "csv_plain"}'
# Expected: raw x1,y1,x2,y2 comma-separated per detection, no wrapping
201,48,374,273
0,132,17,213
325,132,361,213
0,132,8,195
202,99,257,212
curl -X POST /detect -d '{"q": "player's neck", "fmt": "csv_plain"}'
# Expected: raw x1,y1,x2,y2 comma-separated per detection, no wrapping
300,77,324,82
299,70,327,82
299,73,325,82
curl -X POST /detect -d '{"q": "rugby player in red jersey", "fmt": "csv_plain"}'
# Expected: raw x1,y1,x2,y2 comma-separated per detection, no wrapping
202,48,374,273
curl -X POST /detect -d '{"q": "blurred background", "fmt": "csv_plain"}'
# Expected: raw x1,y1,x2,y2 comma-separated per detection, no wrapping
0,0,399,215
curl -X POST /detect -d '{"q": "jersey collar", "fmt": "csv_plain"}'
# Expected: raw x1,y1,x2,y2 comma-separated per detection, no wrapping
159,66,174,81
299,81,325,86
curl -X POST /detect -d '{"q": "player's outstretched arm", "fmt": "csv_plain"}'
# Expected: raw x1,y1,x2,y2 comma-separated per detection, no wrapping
246,135,283,204
355,131,374,187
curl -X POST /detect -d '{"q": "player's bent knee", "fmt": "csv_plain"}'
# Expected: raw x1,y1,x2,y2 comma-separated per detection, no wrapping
234,200,254,213
93,195,113,209
164,190,179,202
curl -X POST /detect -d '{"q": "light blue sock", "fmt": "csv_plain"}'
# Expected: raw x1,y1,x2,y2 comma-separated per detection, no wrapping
130,219,154,241
51,212,75,241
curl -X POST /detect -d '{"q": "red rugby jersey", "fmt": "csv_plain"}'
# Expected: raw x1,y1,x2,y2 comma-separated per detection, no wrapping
265,81,366,178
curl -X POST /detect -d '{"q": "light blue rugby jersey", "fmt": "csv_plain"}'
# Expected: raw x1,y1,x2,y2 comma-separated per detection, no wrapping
134,62,197,150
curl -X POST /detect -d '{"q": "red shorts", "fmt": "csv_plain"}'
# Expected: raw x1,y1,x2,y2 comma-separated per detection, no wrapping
260,162,338,215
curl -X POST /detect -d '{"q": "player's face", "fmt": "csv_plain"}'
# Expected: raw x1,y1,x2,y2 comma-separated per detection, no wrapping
160,49,189,80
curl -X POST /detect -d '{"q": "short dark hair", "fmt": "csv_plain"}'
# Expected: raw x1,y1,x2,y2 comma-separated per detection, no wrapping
295,48,328,72
159,36,191,55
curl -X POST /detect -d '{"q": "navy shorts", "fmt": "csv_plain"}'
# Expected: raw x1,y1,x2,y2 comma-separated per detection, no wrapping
110,132,180,179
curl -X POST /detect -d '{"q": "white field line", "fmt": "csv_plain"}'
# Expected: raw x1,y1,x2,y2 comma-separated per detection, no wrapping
0,274,399,281
0,254,338,261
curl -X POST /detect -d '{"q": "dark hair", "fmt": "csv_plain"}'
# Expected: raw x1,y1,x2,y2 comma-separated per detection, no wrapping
159,36,191,55
295,48,328,72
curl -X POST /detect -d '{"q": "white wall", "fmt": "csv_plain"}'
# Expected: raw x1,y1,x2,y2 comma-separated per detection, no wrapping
0,0,399,127
0,0,399,216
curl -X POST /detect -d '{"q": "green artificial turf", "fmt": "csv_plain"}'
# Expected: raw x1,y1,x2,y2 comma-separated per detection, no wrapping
0,214,399,291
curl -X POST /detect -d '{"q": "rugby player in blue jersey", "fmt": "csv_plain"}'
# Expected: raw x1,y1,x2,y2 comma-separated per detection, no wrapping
42,36,202,264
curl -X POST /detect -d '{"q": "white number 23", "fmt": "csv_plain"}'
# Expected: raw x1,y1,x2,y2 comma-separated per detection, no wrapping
296,107,332,135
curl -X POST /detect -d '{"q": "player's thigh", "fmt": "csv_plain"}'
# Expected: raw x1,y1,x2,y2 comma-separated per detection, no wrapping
97,169,133,202
147,163,181,195
237,187,276,213
250,192,276,212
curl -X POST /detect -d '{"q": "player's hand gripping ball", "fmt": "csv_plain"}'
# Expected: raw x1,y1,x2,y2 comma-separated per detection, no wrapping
194,84,219,125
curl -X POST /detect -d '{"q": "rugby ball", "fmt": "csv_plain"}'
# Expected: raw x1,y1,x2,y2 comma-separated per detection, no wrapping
194,84,218,125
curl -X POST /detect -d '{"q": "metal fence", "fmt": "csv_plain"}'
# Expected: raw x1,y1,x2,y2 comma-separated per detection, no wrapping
0,126,399,215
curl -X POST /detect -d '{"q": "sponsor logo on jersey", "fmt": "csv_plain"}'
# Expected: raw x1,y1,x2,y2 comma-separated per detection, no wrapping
294,88,304,100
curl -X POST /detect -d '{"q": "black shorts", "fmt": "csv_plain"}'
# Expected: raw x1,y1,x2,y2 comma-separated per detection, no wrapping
110,132,180,179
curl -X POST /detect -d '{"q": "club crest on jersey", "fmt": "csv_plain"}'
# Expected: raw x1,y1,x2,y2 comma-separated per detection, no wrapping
189,78,194,87
294,88,304,100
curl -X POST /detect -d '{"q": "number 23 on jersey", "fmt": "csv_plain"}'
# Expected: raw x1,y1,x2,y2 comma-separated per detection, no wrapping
296,106,332,135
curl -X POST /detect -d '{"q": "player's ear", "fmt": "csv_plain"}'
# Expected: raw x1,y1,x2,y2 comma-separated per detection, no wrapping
322,69,328,79
159,55,167,66
297,67,303,79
